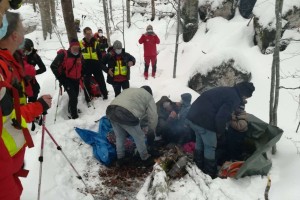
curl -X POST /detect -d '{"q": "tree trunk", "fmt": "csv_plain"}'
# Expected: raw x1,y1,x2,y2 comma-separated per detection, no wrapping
33,0,37,12
103,0,111,46
38,0,52,40
50,0,56,25
151,0,155,21
269,0,284,154
61,0,78,42
109,0,115,29
126,0,131,27
123,0,126,49
182,0,199,42
173,0,181,78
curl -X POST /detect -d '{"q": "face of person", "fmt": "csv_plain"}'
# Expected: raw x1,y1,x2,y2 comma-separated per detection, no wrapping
12,20,25,53
0,0,10,26
84,30,93,41
70,45,80,55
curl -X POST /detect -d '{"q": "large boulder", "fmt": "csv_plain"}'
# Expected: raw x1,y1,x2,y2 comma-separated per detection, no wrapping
188,59,251,94
182,0,199,42
198,0,237,21
253,5,300,54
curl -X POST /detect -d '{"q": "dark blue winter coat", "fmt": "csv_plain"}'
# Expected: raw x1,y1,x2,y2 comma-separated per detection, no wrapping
186,86,243,135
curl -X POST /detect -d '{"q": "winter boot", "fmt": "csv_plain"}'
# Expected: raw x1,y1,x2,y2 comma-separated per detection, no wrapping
193,149,204,170
152,71,156,78
144,72,148,80
141,156,155,167
203,158,217,179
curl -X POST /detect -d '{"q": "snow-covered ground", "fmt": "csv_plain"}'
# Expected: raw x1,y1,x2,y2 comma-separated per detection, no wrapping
17,0,300,199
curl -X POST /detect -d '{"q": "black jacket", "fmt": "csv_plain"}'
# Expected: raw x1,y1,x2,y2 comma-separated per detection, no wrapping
186,86,243,135
26,49,46,75
101,49,135,84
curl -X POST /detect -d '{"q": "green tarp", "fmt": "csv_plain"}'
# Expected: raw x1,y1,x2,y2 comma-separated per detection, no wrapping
235,114,283,178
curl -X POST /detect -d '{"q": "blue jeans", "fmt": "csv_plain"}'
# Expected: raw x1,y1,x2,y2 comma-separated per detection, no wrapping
110,120,150,160
186,120,217,160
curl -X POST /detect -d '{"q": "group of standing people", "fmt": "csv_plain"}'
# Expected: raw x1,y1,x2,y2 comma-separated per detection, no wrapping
50,24,160,119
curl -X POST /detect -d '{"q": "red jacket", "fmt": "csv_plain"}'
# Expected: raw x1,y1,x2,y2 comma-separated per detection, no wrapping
0,49,44,200
138,33,160,57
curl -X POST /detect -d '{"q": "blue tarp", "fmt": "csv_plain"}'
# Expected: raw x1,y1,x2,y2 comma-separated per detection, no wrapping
75,116,117,166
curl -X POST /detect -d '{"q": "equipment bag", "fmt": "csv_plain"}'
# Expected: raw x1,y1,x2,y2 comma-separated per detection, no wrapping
218,161,244,178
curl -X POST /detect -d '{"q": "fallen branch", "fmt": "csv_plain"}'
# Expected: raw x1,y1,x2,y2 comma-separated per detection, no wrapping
264,176,271,200
279,86,300,90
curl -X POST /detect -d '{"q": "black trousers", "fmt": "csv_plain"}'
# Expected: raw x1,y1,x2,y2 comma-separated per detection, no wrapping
112,80,129,97
63,78,80,117
83,64,108,101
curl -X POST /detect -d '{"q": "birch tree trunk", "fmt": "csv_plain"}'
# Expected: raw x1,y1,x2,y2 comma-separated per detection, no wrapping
103,0,111,46
38,0,52,40
50,0,56,25
109,0,115,29
126,0,131,27
173,0,181,78
151,0,155,21
269,0,284,154
61,0,78,42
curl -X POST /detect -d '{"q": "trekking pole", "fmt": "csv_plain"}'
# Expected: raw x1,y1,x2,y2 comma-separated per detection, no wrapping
82,79,95,109
54,85,62,123
37,114,46,200
43,126,96,199
296,121,300,133
247,15,254,27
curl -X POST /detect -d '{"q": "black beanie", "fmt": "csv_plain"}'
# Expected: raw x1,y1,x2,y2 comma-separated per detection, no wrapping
235,81,255,97
141,85,152,95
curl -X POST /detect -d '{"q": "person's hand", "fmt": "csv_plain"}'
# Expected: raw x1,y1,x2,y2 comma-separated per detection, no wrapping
169,111,177,119
40,95,52,108
128,61,134,67
108,68,113,77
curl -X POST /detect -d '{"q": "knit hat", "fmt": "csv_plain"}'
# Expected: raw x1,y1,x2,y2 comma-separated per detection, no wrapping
181,93,192,105
235,81,255,98
146,25,153,31
141,85,152,95
69,38,80,47
113,40,122,49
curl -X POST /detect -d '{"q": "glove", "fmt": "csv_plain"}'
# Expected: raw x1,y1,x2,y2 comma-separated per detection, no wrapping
37,94,52,112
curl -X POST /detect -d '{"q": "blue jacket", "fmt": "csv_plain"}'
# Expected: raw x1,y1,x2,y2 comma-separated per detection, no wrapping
186,86,243,134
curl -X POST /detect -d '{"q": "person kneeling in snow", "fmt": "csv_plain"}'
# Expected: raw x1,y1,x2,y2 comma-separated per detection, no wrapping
106,86,158,167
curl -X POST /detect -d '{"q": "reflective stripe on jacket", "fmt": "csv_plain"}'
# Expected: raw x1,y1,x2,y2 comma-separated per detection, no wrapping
113,60,127,76
79,40,99,60
2,111,27,156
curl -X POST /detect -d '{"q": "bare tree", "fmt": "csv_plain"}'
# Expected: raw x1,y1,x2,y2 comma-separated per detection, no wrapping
61,0,78,42
126,0,131,27
109,0,115,29
38,0,52,40
50,0,56,25
33,0,37,12
173,0,181,78
151,0,155,21
102,0,111,46
269,0,284,154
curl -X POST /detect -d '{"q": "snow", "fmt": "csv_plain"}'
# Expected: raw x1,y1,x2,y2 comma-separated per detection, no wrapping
14,0,300,199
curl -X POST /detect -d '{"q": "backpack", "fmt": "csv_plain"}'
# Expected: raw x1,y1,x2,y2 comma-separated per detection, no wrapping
57,49,82,80
79,76,101,98
0,59,34,148
218,161,244,178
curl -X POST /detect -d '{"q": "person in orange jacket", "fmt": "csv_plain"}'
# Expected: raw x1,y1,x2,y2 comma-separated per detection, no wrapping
138,25,160,79
0,11,52,200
